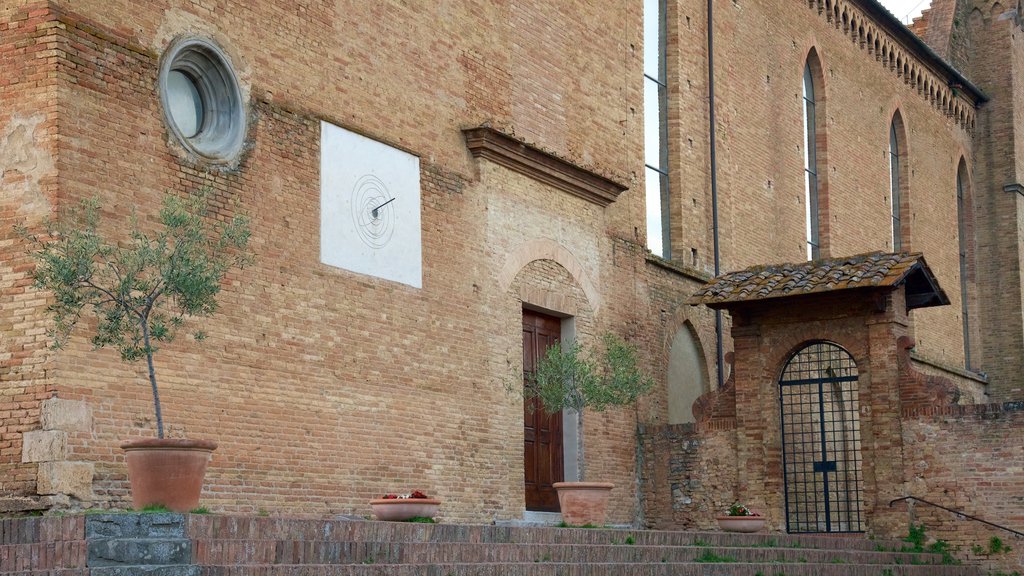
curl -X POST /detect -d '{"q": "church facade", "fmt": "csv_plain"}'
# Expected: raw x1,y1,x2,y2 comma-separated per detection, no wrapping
1,0,1023,561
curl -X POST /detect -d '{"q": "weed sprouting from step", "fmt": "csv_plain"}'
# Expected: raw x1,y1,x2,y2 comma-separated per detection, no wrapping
692,538,710,547
625,535,636,545
403,516,436,523
751,539,778,548
881,570,894,576
137,504,171,513
694,550,737,563
829,557,847,563
190,506,210,514
900,523,959,565
974,536,1013,556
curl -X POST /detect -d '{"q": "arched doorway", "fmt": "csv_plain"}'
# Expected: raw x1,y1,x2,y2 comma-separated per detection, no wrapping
779,341,865,533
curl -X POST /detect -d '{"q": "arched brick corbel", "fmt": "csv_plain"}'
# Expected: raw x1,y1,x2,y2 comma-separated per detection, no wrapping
692,351,737,428
896,335,961,411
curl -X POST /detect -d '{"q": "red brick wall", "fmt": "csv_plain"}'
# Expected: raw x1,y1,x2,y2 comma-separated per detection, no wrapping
901,402,1024,571
668,0,977,373
0,3,62,502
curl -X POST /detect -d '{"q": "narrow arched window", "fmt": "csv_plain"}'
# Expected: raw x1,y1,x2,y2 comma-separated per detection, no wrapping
889,123,901,250
802,59,821,260
644,0,669,258
957,159,972,369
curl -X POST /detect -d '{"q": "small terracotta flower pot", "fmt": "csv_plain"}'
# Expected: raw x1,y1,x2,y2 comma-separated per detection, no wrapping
553,481,614,526
369,498,441,521
716,515,767,532
121,438,216,513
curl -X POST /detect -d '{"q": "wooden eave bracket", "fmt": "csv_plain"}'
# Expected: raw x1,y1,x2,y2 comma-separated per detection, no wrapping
462,126,628,207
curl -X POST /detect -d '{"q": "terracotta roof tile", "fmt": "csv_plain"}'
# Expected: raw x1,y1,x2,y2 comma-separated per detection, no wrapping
688,252,945,308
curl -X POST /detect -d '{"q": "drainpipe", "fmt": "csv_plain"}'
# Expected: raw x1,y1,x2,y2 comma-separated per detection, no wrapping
708,0,724,389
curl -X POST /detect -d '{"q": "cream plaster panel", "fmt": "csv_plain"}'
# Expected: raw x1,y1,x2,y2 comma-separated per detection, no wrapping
0,114,54,222
483,162,604,311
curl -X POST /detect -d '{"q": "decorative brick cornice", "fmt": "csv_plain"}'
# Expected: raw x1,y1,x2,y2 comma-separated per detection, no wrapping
462,126,627,207
803,0,985,130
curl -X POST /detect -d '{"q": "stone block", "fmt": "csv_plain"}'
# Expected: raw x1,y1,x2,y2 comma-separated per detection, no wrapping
86,513,187,539
41,398,92,432
88,537,192,567
37,461,94,500
21,429,68,462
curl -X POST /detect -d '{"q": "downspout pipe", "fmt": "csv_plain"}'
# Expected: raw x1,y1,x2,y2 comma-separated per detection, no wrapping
708,0,724,390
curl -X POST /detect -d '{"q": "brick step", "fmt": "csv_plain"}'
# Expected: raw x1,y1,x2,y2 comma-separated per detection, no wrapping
0,565,88,569
186,517,907,552
0,542,88,571
0,519,86,546
191,539,952,566
194,562,984,576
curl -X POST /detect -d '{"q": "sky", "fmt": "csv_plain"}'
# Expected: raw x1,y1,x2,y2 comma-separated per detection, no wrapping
878,0,932,24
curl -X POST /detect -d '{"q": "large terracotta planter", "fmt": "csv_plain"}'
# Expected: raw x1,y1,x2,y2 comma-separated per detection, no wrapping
716,515,767,533
121,438,216,513
553,481,614,526
369,498,441,521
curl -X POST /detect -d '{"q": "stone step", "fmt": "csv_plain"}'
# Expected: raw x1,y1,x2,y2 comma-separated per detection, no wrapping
89,566,199,576
190,539,952,566
87,537,192,567
186,517,906,552
193,562,985,576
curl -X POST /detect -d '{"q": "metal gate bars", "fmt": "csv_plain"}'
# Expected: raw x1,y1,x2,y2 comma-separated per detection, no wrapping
779,341,865,533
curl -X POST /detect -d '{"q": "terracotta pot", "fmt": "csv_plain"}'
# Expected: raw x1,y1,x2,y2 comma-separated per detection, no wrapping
553,481,614,526
120,438,217,513
716,515,767,533
369,498,441,521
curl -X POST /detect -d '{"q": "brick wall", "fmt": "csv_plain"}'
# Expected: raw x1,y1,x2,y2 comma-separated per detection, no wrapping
669,0,978,374
901,402,1024,571
0,3,62,507
0,1,697,523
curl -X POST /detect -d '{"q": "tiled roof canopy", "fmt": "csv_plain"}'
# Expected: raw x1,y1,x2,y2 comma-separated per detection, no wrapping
688,252,948,310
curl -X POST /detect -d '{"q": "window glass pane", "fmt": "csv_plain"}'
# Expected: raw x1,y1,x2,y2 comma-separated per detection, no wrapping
644,0,661,79
644,78,662,169
646,166,664,257
167,70,203,138
889,123,901,251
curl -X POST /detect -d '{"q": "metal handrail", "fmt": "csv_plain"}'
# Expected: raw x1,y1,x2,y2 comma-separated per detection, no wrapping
889,495,1024,538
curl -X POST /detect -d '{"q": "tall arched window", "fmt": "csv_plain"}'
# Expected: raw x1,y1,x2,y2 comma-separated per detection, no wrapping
802,52,825,260
644,0,669,258
888,112,908,251
957,159,973,369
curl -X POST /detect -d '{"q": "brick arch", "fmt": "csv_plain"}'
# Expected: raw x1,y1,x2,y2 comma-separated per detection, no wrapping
497,238,601,312
772,337,865,385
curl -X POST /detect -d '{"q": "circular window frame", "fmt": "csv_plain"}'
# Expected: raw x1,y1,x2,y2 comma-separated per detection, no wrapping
158,37,246,163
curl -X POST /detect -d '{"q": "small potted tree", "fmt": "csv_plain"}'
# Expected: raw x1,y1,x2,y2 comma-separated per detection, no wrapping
20,188,252,512
526,332,654,526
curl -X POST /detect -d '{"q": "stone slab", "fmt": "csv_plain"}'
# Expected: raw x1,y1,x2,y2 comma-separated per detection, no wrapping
21,429,68,462
40,398,92,433
85,514,187,539
36,461,94,500
88,537,191,567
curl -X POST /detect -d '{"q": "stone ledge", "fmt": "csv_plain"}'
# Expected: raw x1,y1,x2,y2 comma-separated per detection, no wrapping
463,126,627,207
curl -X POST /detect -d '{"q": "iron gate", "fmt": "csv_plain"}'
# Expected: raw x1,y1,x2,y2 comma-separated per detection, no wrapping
779,341,865,533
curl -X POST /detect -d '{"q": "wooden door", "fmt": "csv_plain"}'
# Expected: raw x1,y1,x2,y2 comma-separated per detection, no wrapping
522,310,564,512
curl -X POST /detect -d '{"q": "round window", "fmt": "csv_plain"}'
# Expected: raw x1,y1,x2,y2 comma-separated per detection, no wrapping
158,37,246,162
